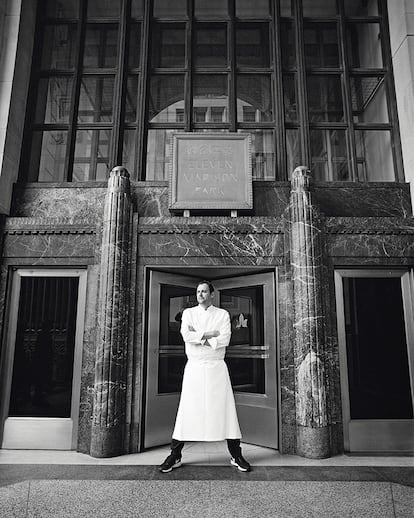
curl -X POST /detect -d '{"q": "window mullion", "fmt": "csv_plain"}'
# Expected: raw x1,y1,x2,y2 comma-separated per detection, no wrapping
229,0,236,132
186,0,193,131
65,0,87,181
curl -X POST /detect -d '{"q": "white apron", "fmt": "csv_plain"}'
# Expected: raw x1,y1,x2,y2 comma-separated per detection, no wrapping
172,305,242,441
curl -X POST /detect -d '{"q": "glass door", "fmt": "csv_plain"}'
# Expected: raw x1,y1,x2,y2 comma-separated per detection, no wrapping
144,270,278,449
0,269,87,449
335,270,414,453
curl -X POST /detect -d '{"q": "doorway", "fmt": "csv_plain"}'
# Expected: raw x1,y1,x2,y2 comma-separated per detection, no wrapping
0,269,87,449
335,269,414,453
144,268,278,449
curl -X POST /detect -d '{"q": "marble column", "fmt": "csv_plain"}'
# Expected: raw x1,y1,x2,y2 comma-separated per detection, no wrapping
90,166,131,457
289,166,331,458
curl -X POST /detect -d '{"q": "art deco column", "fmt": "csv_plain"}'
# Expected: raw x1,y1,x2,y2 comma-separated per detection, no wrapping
289,166,331,458
90,166,131,457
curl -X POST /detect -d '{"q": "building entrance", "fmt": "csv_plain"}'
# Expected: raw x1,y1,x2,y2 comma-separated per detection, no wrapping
144,269,278,449
0,269,86,450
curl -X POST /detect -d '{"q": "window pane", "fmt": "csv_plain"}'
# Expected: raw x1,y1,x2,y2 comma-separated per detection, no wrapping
45,0,79,18
344,0,378,16
131,0,144,18
351,76,388,123
122,129,136,176
193,75,228,122
286,129,300,175
35,77,73,124
236,23,270,67
87,0,120,18
83,25,118,68
78,77,114,122
304,22,339,68
347,23,383,68
9,277,79,418
236,0,270,18
302,0,337,16
195,0,228,18
153,0,187,18
41,24,78,69
148,75,185,122
29,131,68,182
73,129,111,181
125,76,138,122
343,277,413,419
281,21,295,68
280,0,293,17
128,23,142,68
237,75,273,122
307,75,344,122
283,74,297,122
194,25,227,68
146,129,183,180
151,24,185,68
238,130,275,180
355,130,395,181
311,129,349,181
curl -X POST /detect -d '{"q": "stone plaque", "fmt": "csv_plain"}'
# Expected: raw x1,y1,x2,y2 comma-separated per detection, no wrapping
169,133,252,210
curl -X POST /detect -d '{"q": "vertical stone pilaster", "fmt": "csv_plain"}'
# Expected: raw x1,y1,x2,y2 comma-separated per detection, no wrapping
289,166,331,458
90,166,131,457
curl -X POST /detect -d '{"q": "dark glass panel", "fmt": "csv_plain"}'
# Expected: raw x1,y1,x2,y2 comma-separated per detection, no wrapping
29,131,68,182
78,77,114,122
355,130,395,181
35,77,73,124
45,0,79,18
131,0,144,18
128,23,142,68
73,129,111,180
344,0,378,16
122,129,136,176
280,0,293,17
304,22,339,68
283,74,297,122
146,129,184,180
83,24,118,68
9,277,79,418
302,0,338,16
151,24,185,68
193,75,228,122
286,129,300,174
238,130,275,180
236,0,270,18
310,129,349,180
194,25,227,68
148,75,185,122
236,23,270,67
87,0,120,18
343,277,413,419
41,24,78,69
153,0,187,19
195,0,228,18
281,21,295,68
125,76,138,122
350,76,388,123
307,75,344,122
237,75,273,122
347,22,383,68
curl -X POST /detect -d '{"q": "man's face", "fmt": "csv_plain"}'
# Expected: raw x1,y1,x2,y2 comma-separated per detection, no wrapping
196,283,213,306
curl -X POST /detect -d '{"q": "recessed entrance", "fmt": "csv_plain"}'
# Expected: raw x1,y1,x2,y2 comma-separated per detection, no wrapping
144,267,278,449
0,269,87,450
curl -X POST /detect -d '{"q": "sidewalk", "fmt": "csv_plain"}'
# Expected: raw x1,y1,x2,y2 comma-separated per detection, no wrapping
1,442,413,517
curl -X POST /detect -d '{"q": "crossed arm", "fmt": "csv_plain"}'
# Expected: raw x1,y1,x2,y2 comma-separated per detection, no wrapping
180,310,231,349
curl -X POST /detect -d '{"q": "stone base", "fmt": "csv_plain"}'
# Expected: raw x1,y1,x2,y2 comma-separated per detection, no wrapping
296,425,331,459
90,423,125,458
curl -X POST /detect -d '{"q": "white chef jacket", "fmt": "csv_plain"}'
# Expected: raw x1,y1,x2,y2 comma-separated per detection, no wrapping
172,304,242,441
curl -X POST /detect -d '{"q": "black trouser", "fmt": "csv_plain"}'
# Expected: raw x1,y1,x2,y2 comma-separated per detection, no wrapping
171,438,242,459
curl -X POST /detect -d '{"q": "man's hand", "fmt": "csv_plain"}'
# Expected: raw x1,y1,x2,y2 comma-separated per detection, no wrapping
203,330,220,339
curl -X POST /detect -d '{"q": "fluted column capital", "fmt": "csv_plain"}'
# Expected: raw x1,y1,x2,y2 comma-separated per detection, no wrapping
107,166,131,194
291,166,311,192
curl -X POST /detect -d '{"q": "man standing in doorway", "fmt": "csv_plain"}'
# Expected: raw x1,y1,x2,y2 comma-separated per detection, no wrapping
159,280,251,473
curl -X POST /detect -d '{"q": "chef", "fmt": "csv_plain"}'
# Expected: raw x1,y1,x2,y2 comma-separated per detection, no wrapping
159,280,251,473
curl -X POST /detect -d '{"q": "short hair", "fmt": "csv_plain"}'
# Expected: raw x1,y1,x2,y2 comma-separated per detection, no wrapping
196,280,214,294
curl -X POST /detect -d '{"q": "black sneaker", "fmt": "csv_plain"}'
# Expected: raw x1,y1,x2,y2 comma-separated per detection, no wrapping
230,455,251,472
159,453,182,473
